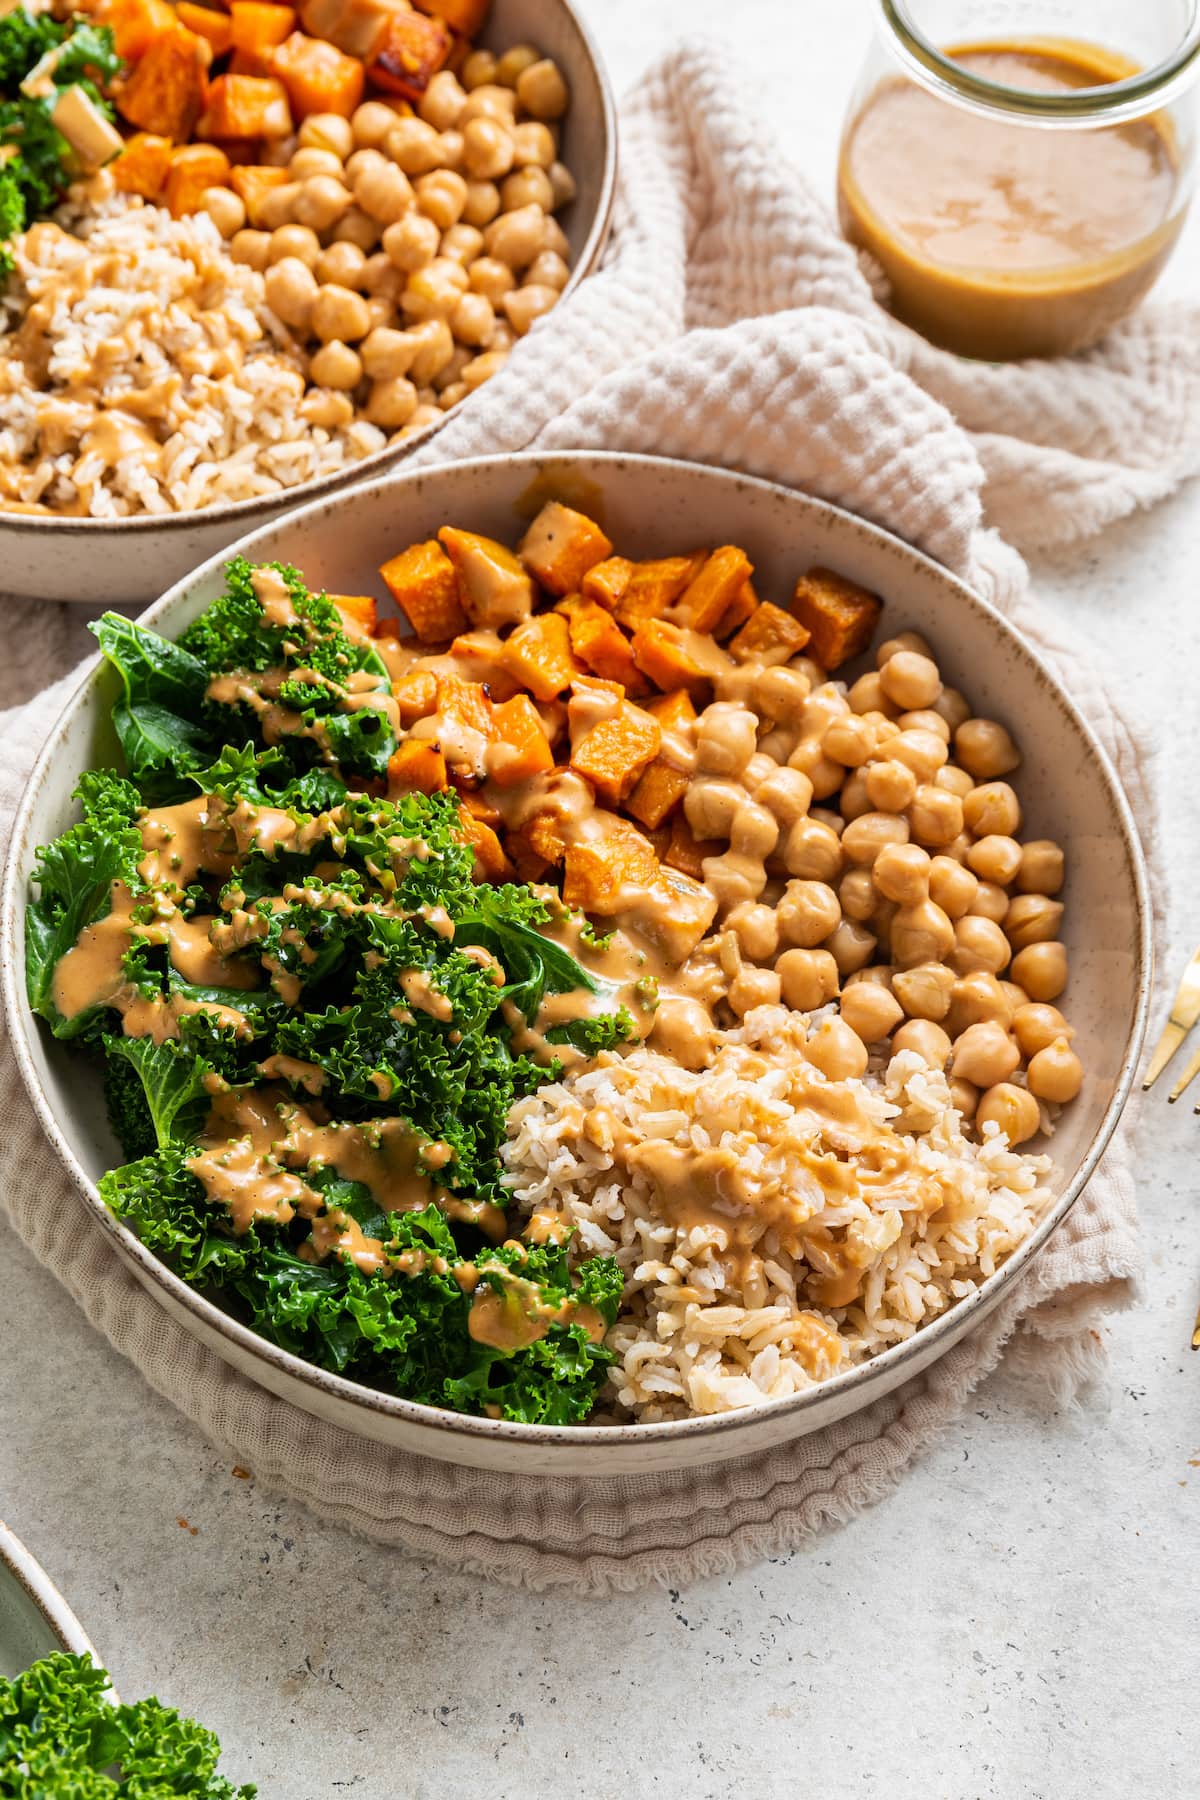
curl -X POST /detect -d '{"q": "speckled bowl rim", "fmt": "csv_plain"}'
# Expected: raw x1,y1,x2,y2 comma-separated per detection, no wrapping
0,0,617,541
0,452,1152,1459
0,1521,104,1669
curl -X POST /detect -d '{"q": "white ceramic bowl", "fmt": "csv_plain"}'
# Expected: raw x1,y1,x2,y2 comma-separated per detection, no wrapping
0,0,616,609
1,453,1152,1476
0,1523,101,1680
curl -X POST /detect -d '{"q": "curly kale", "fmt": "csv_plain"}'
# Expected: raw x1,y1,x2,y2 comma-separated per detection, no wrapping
0,1651,255,1798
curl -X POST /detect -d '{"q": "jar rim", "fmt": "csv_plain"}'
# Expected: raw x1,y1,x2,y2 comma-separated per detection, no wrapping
878,0,1200,121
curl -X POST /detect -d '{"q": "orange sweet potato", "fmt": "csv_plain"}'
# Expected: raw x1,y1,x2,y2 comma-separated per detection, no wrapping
502,613,581,702
379,540,468,643
729,600,811,666
626,757,689,831
581,555,633,611
387,739,448,795
198,71,293,138
229,44,277,75
368,6,451,100
435,674,494,743
614,554,706,631
518,502,613,597
178,2,234,56
111,131,173,199
229,162,290,223
562,826,662,917
671,544,754,634
328,593,377,635
663,814,721,882
271,30,364,118
458,810,512,883
790,568,883,671
558,596,647,693
95,0,177,62
570,704,662,809
163,142,231,216
489,694,555,788
231,0,296,50
393,669,438,726
714,577,758,641
117,27,210,139
644,687,696,730
413,0,489,34
438,527,535,631
298,0,399,58
631,618,730,700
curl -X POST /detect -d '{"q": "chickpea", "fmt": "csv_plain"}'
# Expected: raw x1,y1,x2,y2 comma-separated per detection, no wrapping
411,169,465,232
892,1019,952,1066
952,915,1011,976
933,685,971,732
872,841,931,906
1005,894,1065,950
383,212,440,272
890,728,948,783
465,255,515,306
744,752,779,792
967,834,1022,886
404,403,443,434
908,784,963,848
876,630,932,667
1012,1002,1073,1058
1000,980,1030,1013
402,259,468,323
299,112,354,159
500,166,555,213
512,120,557,170
754,766,814,829
865,759,918,814
355,161,414,226
892,961,954,1021
1015,839,1065,896
777,880,841,949
728,965,782,1018
440,222,484,267
332,206,380,252
1026,1037,1083,1103
839,868,877,924
783,817,843,882
704,850,764,912
840,981,903,1043
848,670,900,718
484,203,545,269
949,1078,979,1120
804,1014,870,1081
755,665,811,724
516,57,569,120
264,256,318,331
941,833,973,865
945,972,1013,1036
267,223,320,269
258,182,302,230
439,380,469,409
445,290,492,347
1009,942,1067,1002
731,799,779,864
201,185,244,237
976,1083,1040,1145
463,179,502,227
461,47,497,90
503,282,558,335
293,176,353,233
433,343,471,392
950,1020,1020,1087
310,282,371,344
316,240,367,289
935,764,974,799
461,84,518,125
890,898,954,967
955,717,1021,779
969,882,1009,924
725,900,779,963
352,100,401,148
822,713,876,767
406,316,456,383
963,780,1021,838
386,117,445,176
365,375,418,429
548,160,576,207
825,919,877,977
289,146,345,182
927,855,977,920
839,812,908,868
462,348,509,391
879,650,941,711
898,708,950,743
419,70,468,132
516,255,567,303
359,325,416,381
299,387,354,428
494,42,540,87
345,145,387,186
835,767,872,819
778,947,840,1014
308,339,362,389
696,703,758,776
461,115,515,182
230,228,272,270
365,295,398,332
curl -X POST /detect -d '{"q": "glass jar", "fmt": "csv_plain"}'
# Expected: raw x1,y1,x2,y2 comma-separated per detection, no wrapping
837,0,1200,358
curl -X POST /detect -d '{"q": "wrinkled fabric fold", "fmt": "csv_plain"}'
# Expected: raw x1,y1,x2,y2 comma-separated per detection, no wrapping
0,42,1183,1590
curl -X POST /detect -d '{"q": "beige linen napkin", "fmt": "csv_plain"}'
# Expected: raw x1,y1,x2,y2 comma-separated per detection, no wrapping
0,44,1190,1591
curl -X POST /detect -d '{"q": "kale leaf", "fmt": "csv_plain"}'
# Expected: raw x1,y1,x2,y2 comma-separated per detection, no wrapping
90,613,212,788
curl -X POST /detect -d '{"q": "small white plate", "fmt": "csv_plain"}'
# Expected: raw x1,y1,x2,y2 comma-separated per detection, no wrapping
0,1522,102,1682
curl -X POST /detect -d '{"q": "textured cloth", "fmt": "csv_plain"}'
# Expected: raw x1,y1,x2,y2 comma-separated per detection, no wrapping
0,44,1188,1591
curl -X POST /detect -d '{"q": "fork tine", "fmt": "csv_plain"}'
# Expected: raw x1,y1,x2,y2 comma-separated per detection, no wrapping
1166,1040,1200,1104
1142,944,1200,1089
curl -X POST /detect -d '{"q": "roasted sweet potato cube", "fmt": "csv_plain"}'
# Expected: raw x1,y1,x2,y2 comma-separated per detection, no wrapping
502,613,581,702
570,704,662,808
645,688,696,731
631,618,731,700
326,592,377,636
178,2,234,56
368,6,451,100
117,28,210,140
438,526,535,631
229,162,291,223
380,540,468,643
562,827,662,917
525,809,568,865
231,1,297,51
614,554,706,630
489,695,555,788
626,757,690,831
459,810,512,884
111,131,173,199
671,545,754,633
713,577,759,641
641,864,718,963
393,669,438,726
435,674,493,741
559,596,647,693
508,831,549,886
198,72,293,138
790,568,883,671
413,0,489,34
581,556,633,611
663,814,721,882
163,142,230,217
298,0,401,55
729,601,811,667
518,502,613,597
387,739,448,795
271,29,364,118
95,0,177,62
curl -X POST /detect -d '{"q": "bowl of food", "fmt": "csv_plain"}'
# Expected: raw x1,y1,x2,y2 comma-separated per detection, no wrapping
1,452,1151,1475
0,0,615,605
0,1523,99,1678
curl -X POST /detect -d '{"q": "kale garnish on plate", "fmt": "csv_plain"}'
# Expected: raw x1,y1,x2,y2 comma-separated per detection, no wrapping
25,561,629,1425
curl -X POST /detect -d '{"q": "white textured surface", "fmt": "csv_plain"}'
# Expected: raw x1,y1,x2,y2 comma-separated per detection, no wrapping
1,3,1199,1793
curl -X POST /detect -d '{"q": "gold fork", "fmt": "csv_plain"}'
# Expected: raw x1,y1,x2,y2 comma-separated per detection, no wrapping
1142,944,1200,1107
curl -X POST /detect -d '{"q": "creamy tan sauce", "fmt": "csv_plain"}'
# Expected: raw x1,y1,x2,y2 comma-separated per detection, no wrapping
467,1265,606,1353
